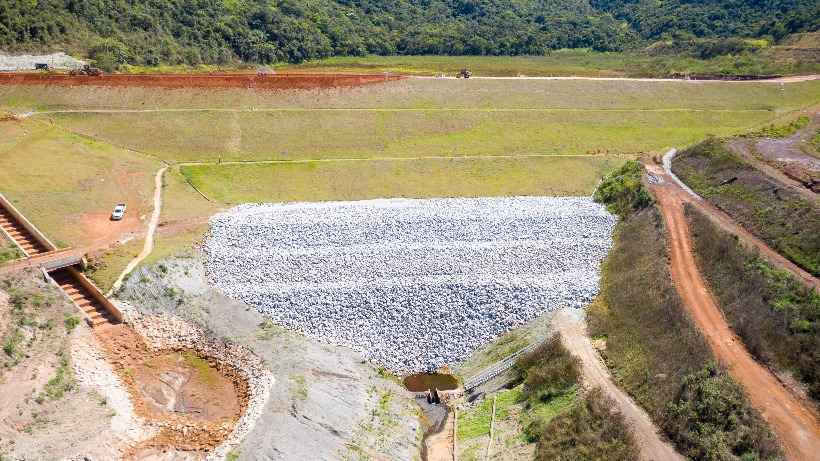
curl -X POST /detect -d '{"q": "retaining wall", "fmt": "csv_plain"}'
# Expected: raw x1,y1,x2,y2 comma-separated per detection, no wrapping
0,193,58,251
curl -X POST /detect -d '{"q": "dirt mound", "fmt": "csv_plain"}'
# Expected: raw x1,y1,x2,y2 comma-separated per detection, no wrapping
95,324,251,458
0,72,402,90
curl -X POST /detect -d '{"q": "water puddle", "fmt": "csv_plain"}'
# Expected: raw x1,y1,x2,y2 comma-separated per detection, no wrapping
403,373,458,392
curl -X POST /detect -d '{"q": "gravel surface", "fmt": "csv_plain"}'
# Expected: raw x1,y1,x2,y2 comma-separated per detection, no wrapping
204,197,615,373
0,52,85,70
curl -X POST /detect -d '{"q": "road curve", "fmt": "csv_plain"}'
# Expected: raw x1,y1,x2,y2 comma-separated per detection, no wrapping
554,309,684,461
658,150,818,291
649,177,820,460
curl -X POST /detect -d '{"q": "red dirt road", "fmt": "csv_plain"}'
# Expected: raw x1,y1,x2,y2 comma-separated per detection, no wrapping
0,72,402,90
650,177,820,460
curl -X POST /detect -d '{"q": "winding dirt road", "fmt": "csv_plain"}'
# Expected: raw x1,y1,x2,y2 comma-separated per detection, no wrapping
554,309,684,461
648,171,820,460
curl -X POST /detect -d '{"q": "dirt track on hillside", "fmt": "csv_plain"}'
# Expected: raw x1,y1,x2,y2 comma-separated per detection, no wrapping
554,309,684,461
652,156,819,291
0,72,402,90
649,175,820,460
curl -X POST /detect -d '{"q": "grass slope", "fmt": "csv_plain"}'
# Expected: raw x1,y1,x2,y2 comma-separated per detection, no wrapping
6,78,813,164
0,118,159,248
2,79,818,112
280,52,820,77
178,156,623,204
48,109,779,163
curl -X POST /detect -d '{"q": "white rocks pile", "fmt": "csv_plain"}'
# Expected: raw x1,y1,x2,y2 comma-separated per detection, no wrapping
204,197,615,374
0,52,85,71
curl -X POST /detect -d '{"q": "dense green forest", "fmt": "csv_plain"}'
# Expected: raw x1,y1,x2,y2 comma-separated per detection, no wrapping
0,0,817,66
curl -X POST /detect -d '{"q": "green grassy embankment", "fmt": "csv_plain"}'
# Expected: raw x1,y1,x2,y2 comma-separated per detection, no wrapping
0,118,159,248
179,156,623,204
457,335,637,461
686,204,820,402
588,163,781,459
672,137,820,275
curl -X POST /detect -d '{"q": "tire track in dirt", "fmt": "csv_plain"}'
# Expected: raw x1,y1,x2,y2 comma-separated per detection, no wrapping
553,309,684,461
649,178,820,460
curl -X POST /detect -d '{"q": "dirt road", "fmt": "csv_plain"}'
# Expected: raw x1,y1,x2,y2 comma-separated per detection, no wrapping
109,166,167,294
553,309,684,461
654,154,819,291
648,175,820,460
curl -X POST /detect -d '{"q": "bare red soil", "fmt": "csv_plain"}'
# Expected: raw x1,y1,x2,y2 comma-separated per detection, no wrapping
0,72,402,90
96,324,250,458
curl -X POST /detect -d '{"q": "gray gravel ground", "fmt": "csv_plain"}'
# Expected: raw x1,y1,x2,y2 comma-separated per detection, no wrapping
119,256,421,461
204,197,615,373
0,52,85,70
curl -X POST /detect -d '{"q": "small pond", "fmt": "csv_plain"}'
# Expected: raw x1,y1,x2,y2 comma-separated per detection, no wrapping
403,373,458,392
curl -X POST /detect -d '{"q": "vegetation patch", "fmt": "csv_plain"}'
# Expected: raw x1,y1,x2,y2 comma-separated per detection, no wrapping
809,130,820,157
86,238,145,293
592,160,651,217
586,204,780,459
181,156,623,205
673,137,820,275
513,335,637,460
0,239,23,265
687,204,820,401
38,351,76,402
664,363,781,460
745,115,810,138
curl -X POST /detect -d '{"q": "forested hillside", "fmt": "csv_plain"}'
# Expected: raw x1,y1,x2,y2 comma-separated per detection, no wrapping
0,0,817,66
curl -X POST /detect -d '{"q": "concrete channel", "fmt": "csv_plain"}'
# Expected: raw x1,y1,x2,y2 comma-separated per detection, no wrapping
0,192,122,327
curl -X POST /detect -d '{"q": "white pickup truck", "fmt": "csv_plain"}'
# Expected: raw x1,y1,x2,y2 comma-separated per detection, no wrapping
111,203,126,221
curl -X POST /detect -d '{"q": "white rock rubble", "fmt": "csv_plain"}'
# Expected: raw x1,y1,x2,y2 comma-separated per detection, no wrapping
203,197,615,374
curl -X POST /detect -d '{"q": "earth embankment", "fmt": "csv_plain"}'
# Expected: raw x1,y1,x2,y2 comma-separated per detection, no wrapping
0,72,402,90
650,177,820,460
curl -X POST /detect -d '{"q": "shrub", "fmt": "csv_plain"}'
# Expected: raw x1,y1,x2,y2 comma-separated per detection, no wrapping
535,388,638,461
664,363,781,460
746,116,810,138
593,160,651,217
515,334,579,402
64,316,80,333
89,38,132,72
513,334,637,459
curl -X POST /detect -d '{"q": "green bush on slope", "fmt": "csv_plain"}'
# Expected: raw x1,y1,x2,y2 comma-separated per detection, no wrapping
593,160,652,217
513,335,638,461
